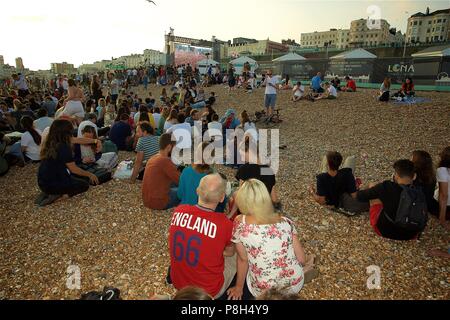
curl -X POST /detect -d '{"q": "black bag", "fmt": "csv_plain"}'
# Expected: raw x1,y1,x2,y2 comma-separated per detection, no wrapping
79,164,112,185
0,141,9,177
80,287,121,300
386,185,428,233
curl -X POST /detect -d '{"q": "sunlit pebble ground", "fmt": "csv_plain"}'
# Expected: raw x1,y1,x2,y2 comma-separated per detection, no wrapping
0,84,449,300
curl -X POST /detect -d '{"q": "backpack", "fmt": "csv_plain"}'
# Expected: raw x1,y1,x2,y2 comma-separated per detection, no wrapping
386,185,428,233
0,141,9,177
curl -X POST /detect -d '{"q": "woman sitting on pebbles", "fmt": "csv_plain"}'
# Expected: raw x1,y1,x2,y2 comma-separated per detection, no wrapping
227,179,318,300
36,119,100,207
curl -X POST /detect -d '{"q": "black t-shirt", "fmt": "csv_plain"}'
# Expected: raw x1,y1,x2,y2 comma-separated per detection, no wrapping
316,168,357,208
38,144,74,189
414,180,438,215
357,181,418,240
236,164,276,194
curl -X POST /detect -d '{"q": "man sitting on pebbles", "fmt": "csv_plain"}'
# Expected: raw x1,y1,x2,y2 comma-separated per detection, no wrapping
309,151,369,215
168,174,236,300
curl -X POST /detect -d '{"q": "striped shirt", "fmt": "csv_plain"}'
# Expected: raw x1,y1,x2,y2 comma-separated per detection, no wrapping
136,135,160,162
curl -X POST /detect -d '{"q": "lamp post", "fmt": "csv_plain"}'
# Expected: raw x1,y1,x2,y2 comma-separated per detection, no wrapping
403,11,409,59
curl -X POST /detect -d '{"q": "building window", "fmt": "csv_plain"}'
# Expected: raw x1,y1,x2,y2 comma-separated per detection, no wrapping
414,21,418,25
419,21,422,26
437,19,441,23
427,29,431,33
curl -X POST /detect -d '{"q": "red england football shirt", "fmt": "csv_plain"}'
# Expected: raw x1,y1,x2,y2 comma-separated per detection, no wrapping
169,205,233,297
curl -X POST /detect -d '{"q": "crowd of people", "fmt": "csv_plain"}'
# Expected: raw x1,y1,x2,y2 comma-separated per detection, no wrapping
0,65,448,301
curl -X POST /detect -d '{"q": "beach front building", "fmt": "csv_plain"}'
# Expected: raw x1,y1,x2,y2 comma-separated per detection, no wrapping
50,62,76,75
406,7,450,44
301,29,351,50
143,49,166,66
223,39,289,58
349,18,393,48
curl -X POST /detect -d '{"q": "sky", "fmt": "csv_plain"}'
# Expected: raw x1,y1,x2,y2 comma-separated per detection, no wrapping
0,0,449,70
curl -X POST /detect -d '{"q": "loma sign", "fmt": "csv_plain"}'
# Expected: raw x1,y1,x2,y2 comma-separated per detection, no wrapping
388,64,415,73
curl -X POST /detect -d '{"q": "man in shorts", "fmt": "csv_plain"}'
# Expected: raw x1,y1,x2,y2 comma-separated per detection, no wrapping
263,70,278,117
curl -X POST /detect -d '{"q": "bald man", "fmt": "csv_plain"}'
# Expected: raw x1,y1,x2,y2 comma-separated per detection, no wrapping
169,174,236,300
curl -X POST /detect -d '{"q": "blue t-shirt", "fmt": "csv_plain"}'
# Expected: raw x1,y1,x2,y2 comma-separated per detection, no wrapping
177,166,211,205
311,75,323,90
109,121,132,151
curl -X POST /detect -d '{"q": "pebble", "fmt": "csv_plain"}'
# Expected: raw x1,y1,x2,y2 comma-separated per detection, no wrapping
0,85,449,300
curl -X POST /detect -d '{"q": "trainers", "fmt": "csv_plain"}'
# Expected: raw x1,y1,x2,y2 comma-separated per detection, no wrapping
39,194,63,207
35,192,48,205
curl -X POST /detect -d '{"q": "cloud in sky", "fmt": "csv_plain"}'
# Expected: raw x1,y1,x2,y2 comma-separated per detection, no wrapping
0,0,448,70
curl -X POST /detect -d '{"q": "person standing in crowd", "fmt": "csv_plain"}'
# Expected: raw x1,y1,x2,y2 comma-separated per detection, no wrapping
169,174,235,300
12,73,30,98
228,64,236,92
36,120,99,207
91,75,103,104
109,74,120,106
142,133,180,210
62,79,85,125
263,70,278,118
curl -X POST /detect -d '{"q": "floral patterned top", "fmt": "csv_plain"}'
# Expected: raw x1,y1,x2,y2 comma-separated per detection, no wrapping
232,215,304,297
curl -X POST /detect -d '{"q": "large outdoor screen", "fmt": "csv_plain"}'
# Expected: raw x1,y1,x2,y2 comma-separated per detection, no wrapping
174,43,212,67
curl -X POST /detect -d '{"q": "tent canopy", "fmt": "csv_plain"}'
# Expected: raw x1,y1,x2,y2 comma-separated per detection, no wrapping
230,56,259,75
230,56,258,65
273,52,306,62
330,48,377,60
412,45,450,58
197,58,220,66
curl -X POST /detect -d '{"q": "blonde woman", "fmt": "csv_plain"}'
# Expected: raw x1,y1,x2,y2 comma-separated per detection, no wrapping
227,179,318,300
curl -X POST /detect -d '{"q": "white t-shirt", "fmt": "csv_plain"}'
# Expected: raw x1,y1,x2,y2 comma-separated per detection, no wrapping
77,120,98,138
110,79,119,95
328,85,338,97
265,76,278,95
15,75,29,90
33,117,53,133
63,101,85,119
62,79,69,91
436,167,450,206
153,113,162,126
167,122,192,149
293,85,305,97
20,129,42,161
